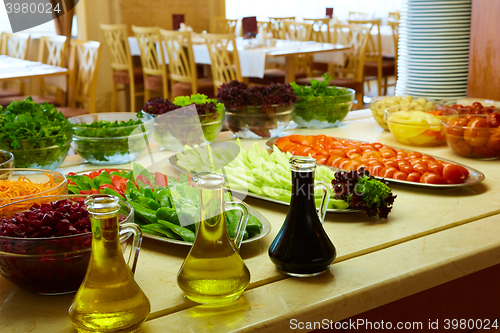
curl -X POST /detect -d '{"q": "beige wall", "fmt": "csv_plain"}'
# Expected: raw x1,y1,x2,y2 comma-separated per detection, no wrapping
76,0,225,112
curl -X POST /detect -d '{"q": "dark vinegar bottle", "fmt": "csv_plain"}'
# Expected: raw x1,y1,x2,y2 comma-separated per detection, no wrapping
269,156,336,277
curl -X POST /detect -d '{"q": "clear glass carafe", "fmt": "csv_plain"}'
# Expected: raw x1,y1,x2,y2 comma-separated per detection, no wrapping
68,195,150,333
269,156,337,277
177,172,251,304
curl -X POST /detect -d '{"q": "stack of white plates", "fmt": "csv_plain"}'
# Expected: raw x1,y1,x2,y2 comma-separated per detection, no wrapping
395,0,472,98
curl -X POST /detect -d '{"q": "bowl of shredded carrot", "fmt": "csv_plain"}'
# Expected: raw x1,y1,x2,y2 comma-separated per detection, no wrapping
0,169,67,214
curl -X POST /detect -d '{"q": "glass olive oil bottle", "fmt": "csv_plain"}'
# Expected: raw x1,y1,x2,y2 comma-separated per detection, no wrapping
177,172,250,304
69,195,150,333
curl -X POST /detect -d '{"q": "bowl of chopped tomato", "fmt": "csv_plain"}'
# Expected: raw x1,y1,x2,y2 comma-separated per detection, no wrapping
0,194,134,295
442,113,500,159
0,169,67,213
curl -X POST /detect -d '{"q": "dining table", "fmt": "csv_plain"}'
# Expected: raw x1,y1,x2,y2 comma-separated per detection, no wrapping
0,55,68,95
1,109,500,332
128,36,351,83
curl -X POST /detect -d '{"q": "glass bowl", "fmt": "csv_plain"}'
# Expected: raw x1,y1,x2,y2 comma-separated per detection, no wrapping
0,194,134,295
385,109,446,147
142,109,225,151
0,168,68,213
0,150,14,171
225,104,294,139
441,114,500,159
69,112,154,165
437,98,500,115
292,88,355,128
0,135,72,170
369,96,437,131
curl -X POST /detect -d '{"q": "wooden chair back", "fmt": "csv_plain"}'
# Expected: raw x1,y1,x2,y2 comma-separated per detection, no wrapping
348,11,371,20
347,18,382,64
202,33,242,95
282,21,313,41
100,24,133,72
38,35,67,66
389,12,401,20
132,25,169,100
159,29,198,93
212,17,238,34
131,26,165,77
0,32,30,59
388,18,400,77
268,17,295,39
67,40,101,113
257,21,272,35
303,18,330,42
331,24,370,82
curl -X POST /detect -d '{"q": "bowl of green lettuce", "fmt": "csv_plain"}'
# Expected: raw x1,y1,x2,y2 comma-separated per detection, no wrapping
0,98,73,170
291,75,355,128
69,112,154,165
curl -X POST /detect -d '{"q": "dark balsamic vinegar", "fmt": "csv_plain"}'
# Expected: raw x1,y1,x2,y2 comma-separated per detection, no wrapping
269,160,336,277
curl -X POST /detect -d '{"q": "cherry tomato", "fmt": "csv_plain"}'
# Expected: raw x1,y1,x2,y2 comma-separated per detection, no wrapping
368,165,383,176
289,135,310,146
326,155,344,166
444,117,468,136
442,164,468,184
407,151,422,159
413,163,428,175
329,149,347,158
396,150,408,158
473,145,497,158
315,155,328,165
450,138,473,157
393,171,408,181
398,161,414,175
486,129,500,151
487,113,500,128
420,172,444,184
282,142,299,154
383,159,399,170
464,117,490,147
294,145,313,156
380,167,397,179
426,162,444,176
406,172,422,183
275,137,292,150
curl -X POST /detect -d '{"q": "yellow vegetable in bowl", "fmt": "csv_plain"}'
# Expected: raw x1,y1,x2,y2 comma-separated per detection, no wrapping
369,96,436,130
386,110,445,147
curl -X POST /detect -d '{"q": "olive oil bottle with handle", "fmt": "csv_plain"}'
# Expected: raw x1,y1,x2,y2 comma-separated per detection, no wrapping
177,172,250,304
69,195,150,333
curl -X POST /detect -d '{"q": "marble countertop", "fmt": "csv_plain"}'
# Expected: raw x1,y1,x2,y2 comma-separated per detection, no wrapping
1,110,499,332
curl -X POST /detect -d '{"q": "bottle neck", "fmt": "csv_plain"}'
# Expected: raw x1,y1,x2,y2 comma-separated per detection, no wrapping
199,187,224,227
290,170,316,205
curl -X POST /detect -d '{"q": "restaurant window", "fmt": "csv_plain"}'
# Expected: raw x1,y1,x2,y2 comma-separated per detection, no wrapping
226,0,403,22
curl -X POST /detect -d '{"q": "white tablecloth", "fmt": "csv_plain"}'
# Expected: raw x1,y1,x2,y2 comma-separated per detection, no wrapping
128,37,349,79
0,55,67,91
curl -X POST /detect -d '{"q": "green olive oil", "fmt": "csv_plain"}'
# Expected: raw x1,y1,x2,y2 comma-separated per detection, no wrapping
177,173,250,304
69,195,150,333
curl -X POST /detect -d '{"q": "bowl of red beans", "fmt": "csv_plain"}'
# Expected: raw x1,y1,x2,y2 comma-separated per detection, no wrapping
0,194,133,295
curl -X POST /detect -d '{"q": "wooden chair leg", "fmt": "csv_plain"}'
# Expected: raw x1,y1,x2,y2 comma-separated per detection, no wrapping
130,83,136,113
383,77,388,96
111,83,117,112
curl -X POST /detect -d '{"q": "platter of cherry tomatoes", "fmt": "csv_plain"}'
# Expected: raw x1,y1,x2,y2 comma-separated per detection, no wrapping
269,135,485,188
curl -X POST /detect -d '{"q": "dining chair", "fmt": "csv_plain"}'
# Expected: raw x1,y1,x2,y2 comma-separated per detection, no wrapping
387,18,400,85
282,21,313,42
0,32,31,98
257,21,272,35
202,33,242,96
132,26,169,102
0,35,68,107
212,17,238,34
303,18,330,42
348,11,371,20
268,17,295,39
159,29,214,98
57,40,101,118
347,18,395,96
101,24,144,112
389,12,401,20
295,24,371,108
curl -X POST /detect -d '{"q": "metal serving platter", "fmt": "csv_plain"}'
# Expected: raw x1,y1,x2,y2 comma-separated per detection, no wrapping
168,145,361,214
266,138,485,189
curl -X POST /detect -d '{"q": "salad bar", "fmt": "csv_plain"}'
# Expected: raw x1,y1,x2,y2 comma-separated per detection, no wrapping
1,94,500,332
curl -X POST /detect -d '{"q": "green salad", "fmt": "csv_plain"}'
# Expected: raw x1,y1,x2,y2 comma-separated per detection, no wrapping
0,97,73,169
71,112,153,165
290,73,354,128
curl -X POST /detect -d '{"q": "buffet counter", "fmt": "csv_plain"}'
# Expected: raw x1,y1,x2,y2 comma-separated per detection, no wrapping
1,110,499,332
